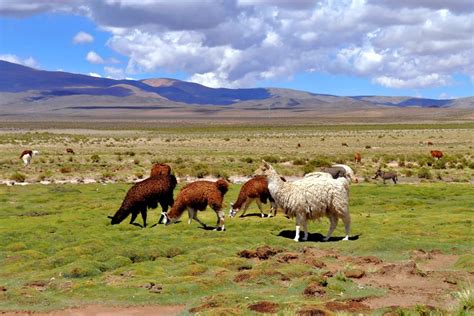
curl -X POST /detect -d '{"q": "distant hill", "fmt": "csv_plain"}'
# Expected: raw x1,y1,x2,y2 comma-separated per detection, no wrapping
0,60,472,120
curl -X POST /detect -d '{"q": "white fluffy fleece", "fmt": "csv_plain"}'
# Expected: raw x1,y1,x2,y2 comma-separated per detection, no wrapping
255,161,351,242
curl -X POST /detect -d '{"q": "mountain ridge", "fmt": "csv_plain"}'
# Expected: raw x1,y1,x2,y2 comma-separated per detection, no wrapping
0,60,472,120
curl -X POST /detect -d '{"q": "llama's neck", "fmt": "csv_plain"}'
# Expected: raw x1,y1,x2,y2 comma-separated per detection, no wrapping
167,200,187,220
265,171,285,196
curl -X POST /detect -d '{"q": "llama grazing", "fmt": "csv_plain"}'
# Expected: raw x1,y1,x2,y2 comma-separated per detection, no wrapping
109,172,177,227
255,161,351,242
159,179,229,231
229,175,277,218
373,169,398,184
430,150,443,159
20,150,39,167
354,152,361,163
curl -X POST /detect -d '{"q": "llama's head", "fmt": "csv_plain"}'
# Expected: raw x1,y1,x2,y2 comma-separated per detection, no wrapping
229,202,239,218
254,160,276,177
108,210,128,225
158,212,177,225
373,169,382,179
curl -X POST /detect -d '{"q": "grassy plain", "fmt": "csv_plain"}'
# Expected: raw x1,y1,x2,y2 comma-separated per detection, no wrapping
0,183,473,314
0,122,473,314
0,122,473,184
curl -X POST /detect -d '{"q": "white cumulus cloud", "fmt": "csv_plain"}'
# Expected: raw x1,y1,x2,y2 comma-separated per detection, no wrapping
73,31,94,44
86,51,104,64
0,54,39,68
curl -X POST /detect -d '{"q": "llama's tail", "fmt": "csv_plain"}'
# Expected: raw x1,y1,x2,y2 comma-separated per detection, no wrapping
215,179,229,195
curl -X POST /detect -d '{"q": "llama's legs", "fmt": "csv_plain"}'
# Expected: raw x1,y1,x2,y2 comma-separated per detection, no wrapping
187,208,194,224
302,218,308,241
255,199,265,218
324,215,338,241
192,211,207,228
213,210,225,231
140,209,147,228
240,199,252,217
342,212,351,241
270,201,277,217
129,212,138,225
294,213,304,242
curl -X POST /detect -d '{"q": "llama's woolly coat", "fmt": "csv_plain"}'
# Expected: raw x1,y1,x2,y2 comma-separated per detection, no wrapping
255,161,351,241
269,174,349,220
110,174,177,227
167,179,228,220
230,176,276,217
163,179,229,230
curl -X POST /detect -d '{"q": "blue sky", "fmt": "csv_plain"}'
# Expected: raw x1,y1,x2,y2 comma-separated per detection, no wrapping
1,1,473,99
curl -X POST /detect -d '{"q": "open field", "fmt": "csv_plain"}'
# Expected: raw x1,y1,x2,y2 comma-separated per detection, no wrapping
0,122,473,314
0,182,473,314
1,122,473,184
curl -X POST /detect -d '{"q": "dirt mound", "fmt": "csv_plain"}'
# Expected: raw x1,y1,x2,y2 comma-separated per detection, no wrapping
303,282,326,297
277,252,299,263
325,301,370,312
297,307,329,316
377,261,422,276
238,246,281,260
234,272,251,283
344,269,365,278
350,256,383,265
24,280,48,292
304,257,326,268
248,301,279,313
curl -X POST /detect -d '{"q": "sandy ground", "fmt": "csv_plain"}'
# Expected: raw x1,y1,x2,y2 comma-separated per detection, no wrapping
0,305,185,316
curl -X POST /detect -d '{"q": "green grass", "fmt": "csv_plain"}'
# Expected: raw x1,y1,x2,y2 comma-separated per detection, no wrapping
0,183,472,313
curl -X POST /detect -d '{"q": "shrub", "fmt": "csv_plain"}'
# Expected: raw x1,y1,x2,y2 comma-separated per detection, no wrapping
133,159,140,165
293,158,306,166
365,145,371,149
404,169,414,177
224,137,230,141
261,155,279,163
125,151,136,157
192,163,209,178
417,167,433,179
10,172,26,182
134,172,143,179
59,166,72,174
302,164,314,175
308,157,331,168
90,154,100,163
433,159,446,170
242,157,253,164
101,171,114,180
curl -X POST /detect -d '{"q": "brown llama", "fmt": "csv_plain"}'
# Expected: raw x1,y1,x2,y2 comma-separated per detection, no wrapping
108,174,177,228
229,176,277,218
159,179,229,231
430,150,443,159
354,152,361,163
150,163,172,178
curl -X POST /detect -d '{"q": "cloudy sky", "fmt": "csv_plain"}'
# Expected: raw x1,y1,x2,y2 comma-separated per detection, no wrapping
0,0,473,98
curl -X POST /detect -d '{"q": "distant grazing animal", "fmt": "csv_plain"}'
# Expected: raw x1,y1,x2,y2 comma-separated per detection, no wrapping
354,152,361,163
159,179,229,231
341,142,349,147
430,150,443,159
66,148,75,154
297,143,301,148
255,161,351,242
150,163,172,178
229,176,277,218
427,141,434,146
19,150,39,167
373,169,398,184
108,173,177,228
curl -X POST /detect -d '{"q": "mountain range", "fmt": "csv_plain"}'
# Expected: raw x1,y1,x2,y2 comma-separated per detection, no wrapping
0,60,472,121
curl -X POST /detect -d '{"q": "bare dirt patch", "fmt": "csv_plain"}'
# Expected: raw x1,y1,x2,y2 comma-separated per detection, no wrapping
248,301,279,313
296,307,329,316
325,300,370,313
237,246,281,260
